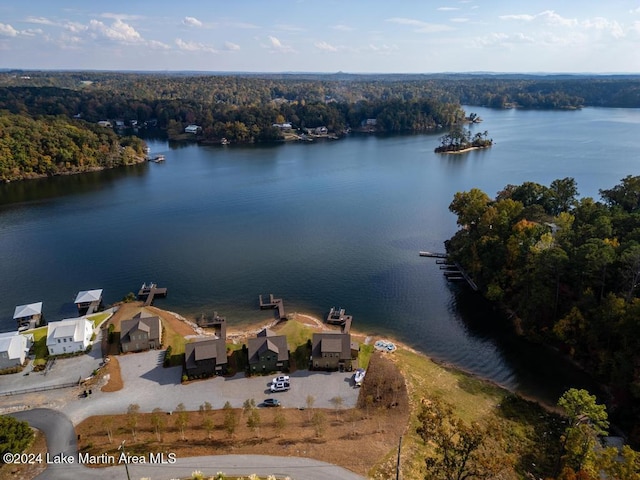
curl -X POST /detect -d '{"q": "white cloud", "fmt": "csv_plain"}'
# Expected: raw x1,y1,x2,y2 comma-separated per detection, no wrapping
148,40,171,50
314,41,338,52
386,17,453,33
175,38,216,53
451,18,470,23
183,16,203,28
583,17,625,38
21,29,43,37
331,24,354,32
89,19,143,43
368,43,399,54
499,14,536,21
0,23,19,37
100,13,144,21
500,10,577,27
265,35,296,53
275,24,305,32
224,41,240,51
64,22,88,34
437,7,460,11
25,16,56,26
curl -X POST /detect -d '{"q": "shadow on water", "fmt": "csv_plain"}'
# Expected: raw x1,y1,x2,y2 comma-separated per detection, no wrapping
0,163,149,207
449,285,603,406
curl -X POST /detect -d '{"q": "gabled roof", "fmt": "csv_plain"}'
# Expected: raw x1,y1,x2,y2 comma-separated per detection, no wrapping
13,302,43,319
46,318,91,346
120,315,161,344
0,332,28,359
257,328,275,338
184,338,227,370
311,332,351,360
247,333,289,364
74,289,103,304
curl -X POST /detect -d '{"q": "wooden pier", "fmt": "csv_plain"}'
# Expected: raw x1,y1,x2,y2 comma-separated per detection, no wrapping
138,283,168,306
259,294,286,320
419,251,479,291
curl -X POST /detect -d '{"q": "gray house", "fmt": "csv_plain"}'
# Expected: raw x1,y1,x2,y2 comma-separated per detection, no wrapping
0,332,29,370
311,332,352,371
120,313,163,353
247,328,289,373
184,338,227,377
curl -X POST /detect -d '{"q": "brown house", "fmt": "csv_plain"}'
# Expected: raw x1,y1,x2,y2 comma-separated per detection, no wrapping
311,332,352,371
247,328,289,373
120,312,162,353
184,338,227,377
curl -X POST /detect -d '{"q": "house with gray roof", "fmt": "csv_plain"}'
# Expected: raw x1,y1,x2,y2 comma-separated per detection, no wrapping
0,332,29,370
120,312,162,353
311,332,353,371
46,317,93,356
247,328,289,374
13,302,44,329
184,338,227,377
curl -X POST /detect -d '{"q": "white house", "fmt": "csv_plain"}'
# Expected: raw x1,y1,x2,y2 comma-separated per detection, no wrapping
184,124,201,134
46,318,93,356
0,332,29,370
13,301,43,329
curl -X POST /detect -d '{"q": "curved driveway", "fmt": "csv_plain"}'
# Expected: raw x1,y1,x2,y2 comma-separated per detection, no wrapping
8,408,365,480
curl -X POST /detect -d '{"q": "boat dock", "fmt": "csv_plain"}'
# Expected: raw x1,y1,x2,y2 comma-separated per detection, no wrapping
148,155,165,163
259,294,286,320
419,251,448,258
419,251,478,291
138,283,168,306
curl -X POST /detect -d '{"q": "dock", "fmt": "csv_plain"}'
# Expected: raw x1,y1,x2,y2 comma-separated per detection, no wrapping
148,155,165,163
419,251,448,258
419,251,479,291
259,294,286,320
138,283,168,306
326,306,353,333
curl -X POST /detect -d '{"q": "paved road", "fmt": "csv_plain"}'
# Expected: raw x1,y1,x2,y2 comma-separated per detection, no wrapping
8,409,366,480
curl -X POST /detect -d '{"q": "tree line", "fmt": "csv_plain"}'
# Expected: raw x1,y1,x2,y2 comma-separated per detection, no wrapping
446,175,640,447
0,111,146,182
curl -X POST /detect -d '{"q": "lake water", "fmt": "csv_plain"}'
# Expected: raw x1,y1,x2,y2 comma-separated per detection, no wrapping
2,106,640,403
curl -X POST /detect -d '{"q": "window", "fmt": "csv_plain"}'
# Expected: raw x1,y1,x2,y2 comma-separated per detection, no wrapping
57,339,61,343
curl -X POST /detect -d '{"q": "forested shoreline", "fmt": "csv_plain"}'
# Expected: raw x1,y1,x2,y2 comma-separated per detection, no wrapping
445,176,640,446
1,71,640,181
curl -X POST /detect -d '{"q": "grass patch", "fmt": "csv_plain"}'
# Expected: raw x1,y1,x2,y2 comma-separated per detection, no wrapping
276,319,314,350
162,320,186,367
87,312,111,328
22,326,48,365
357,343,374,370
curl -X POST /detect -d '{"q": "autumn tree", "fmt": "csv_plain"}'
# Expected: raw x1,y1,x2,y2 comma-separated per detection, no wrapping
174,403,189,441
126,404,140,441
150,408,166,442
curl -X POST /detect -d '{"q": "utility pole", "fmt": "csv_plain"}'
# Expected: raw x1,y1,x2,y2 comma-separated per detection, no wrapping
396,435,403,480
118,440,131,480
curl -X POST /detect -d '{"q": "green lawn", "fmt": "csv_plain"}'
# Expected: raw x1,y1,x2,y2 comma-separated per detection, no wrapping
21,326,48,365
87,312,111,328
162,320,186,367
357,343,374,370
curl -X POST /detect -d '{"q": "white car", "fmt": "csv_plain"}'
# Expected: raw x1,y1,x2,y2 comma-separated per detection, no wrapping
272,375,290,384
270,381,290,392
354,368,366,387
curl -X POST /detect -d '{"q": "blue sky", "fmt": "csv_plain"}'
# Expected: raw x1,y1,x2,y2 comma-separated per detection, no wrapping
1,1,639,73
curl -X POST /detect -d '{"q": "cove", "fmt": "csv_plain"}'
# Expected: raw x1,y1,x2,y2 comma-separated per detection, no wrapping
2,106,640,404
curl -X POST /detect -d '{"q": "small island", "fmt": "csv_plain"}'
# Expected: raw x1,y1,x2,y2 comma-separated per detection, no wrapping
434,126,493,153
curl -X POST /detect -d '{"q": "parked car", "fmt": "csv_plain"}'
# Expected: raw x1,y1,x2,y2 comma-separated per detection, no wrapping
270,381,291,392
272,375,290,384
263,398,281,407
354,368,366,387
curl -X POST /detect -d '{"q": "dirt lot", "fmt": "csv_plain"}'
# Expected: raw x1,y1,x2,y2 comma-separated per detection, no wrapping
76,352,408,477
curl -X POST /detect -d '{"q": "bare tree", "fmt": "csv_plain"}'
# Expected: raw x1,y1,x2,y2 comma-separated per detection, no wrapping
174,403,188,440
150,408,166,442
202,416,214,440
273,410,287,437
305,394,315,423
102,417,114,444
311,411,326,438
329,396,344,421
126,404,140,441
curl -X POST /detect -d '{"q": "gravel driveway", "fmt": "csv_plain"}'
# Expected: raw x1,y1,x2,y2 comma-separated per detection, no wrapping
63,349,361,422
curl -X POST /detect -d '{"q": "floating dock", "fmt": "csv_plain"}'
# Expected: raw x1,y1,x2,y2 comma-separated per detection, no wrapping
259,294,286,320
419,251,448,258
138,283,168,306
